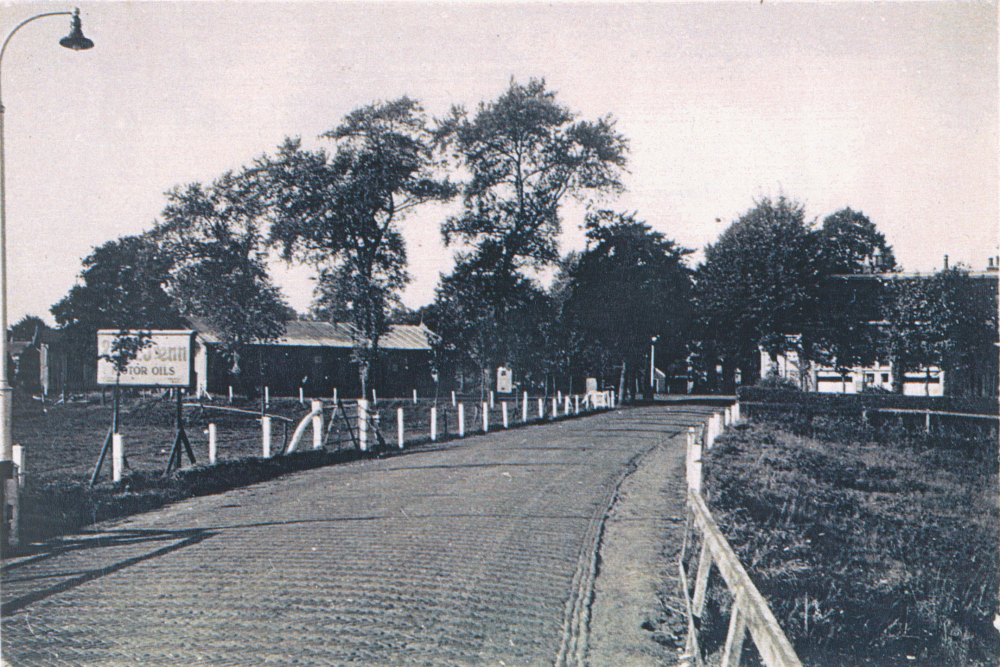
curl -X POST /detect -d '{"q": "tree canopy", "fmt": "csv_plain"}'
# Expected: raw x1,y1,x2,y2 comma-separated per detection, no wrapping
262,98,455,395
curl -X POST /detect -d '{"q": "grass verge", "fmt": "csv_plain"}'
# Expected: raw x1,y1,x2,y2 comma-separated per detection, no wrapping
702,416,999,667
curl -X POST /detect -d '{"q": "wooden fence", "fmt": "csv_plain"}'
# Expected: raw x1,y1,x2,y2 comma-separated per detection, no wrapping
679,404,804,667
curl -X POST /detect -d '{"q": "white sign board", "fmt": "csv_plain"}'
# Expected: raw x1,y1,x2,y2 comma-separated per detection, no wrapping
496,367,513,393
586,378,598,394
97,330,193,387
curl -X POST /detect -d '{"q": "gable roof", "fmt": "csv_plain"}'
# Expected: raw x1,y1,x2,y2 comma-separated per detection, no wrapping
188,318,435,351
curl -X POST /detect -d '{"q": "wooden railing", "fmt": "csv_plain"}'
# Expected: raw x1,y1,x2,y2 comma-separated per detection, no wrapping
679,406,804,667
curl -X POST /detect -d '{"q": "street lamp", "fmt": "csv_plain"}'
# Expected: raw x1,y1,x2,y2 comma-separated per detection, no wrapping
649,335,658,397
0,8,93,540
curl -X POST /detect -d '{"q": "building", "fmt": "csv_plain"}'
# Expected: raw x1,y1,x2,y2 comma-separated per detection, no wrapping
189,319,438,399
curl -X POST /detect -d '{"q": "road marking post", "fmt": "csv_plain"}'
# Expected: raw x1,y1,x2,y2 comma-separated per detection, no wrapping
112,434,123,482
357,399,369,451
312,400,323,449
262,416,272,457
208,423,217,464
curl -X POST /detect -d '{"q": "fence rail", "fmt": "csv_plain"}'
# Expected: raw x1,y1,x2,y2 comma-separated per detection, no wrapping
680,404,804,667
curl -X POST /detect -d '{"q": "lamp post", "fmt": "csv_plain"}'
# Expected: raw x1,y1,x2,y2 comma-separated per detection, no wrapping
649,335,658,397
0,8,93,546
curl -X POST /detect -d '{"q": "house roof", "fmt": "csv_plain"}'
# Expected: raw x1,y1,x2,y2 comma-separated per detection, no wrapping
188,318,435,351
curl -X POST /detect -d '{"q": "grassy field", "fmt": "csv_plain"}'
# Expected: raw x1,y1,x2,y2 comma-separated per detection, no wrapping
702,416,999,667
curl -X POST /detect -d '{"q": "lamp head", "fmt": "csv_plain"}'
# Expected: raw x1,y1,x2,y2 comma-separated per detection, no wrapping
59,8,93,51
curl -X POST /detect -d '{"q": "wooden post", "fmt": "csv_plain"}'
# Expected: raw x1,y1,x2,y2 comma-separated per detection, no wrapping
397,407,404,449
208,423,217,464
299,387,304,405
564,395,570,416
357,399,369,451
686,427,702,493
413,389,418,404
312,400,323,450
538,398,543,419
522,392,528,422
552,396,558,419
482,401,489,433
502,401,508,428
431,407,438,441
451,391,456,407
458,403,465,437
574,395,579,414
733,401,740,423
720,588,748,667
228,385,233,404
262,416,272,457
925,411,931,433
112,434,123,482
333,387,338,403
490,391,495,409
372,389,377,405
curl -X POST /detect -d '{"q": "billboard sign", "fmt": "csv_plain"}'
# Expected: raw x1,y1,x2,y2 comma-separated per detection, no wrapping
97,330,193,387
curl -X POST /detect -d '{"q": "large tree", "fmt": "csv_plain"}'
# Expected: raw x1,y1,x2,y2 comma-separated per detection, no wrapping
51,235,183,366
694,197,825,388
438,78,628,278
560,210,694,398
262,98,455,397
152,172,289,389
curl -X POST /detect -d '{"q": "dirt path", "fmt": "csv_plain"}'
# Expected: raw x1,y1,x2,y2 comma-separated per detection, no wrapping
2,405,715,666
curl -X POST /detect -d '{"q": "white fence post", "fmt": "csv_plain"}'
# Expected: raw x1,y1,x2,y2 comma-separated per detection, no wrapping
431,407,438,441
564,395,570,416
262,416,272,457
228,385,233,404
333,387,338,404
112,434,123,482
451,391,456,407
458,403,465,437
312,400,323,450
686,427,702,493
490,391,495,409
482,402,489,433
538,398,544,419
299,387,304,405
413,389,418,404
373,389,378,405
552,396,558,418
574,395,579,414
397,407,404,449
357,399,369,451
208,423,217,464
733,401,740,423
12,445,24,488
265,386,270,406
522,391,528,422
502,401,509,428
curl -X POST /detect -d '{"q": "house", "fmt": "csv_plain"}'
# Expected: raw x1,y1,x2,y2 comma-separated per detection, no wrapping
189,319,438,399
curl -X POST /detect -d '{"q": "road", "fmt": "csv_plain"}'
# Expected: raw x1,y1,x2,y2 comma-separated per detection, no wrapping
1,404,717,666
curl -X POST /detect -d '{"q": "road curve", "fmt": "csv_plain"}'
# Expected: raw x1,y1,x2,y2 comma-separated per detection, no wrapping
1,405,716,666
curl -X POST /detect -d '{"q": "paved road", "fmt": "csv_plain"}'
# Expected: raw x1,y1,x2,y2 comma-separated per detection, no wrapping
1,405,716,666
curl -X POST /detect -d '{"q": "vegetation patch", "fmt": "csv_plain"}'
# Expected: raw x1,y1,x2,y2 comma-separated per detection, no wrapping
702,417,999,667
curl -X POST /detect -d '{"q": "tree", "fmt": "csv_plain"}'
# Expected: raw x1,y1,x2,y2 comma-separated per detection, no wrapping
880,267,998,394
51,235,183,368
263,98,455,397
812,208,899,372
694,197,825,388
9,315,48,342
153,172,289,390
432,264,553,397
560,210,694,398
438,78,628,278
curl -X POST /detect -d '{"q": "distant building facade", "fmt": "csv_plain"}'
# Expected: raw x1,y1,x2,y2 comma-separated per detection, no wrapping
189,319,438,399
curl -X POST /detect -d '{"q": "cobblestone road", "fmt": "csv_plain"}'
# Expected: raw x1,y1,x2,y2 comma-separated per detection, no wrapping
2,405,716,666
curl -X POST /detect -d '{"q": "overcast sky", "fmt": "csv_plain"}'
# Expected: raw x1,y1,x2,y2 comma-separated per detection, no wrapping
1,0,996,325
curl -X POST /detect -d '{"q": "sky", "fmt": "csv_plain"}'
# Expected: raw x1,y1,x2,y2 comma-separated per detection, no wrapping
0,0,996,325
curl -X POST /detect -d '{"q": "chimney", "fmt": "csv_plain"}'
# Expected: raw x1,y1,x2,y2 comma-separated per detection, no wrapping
988,256,999,272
